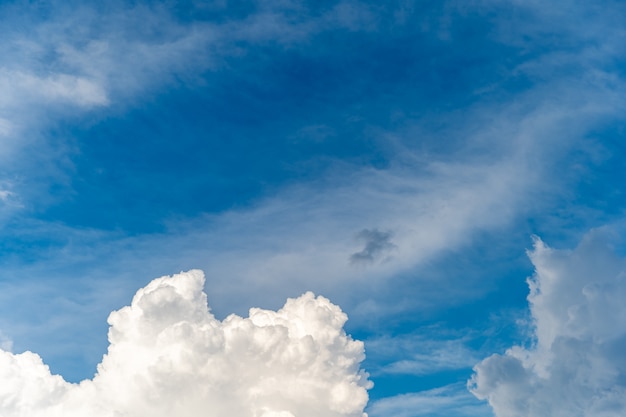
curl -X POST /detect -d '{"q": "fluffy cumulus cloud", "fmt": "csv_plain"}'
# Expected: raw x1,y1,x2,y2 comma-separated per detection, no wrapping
0,270,371,417
469,230,626,417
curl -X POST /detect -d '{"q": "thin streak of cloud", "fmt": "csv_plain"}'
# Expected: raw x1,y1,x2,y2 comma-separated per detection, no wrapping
368,384,492,417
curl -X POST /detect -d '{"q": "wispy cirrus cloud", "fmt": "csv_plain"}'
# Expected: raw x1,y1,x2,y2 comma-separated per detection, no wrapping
367,334,480,377
368,384,491,417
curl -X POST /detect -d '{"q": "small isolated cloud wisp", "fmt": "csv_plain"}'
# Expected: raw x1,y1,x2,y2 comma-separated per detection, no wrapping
469,229,626,417
350,229,396,265
0,270,371,417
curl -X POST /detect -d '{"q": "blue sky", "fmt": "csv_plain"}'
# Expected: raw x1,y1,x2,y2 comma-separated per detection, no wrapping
1,1,626,416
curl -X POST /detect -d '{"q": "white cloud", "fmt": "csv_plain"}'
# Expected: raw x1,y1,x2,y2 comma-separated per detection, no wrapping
0,270,371,417
0,190,13,202
0,70,108,114
16,72,109,107
0,118,12,137
368,384,492,417
379,343,478,376
363,328,485,377
469,229,626,417
0,331,12,352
